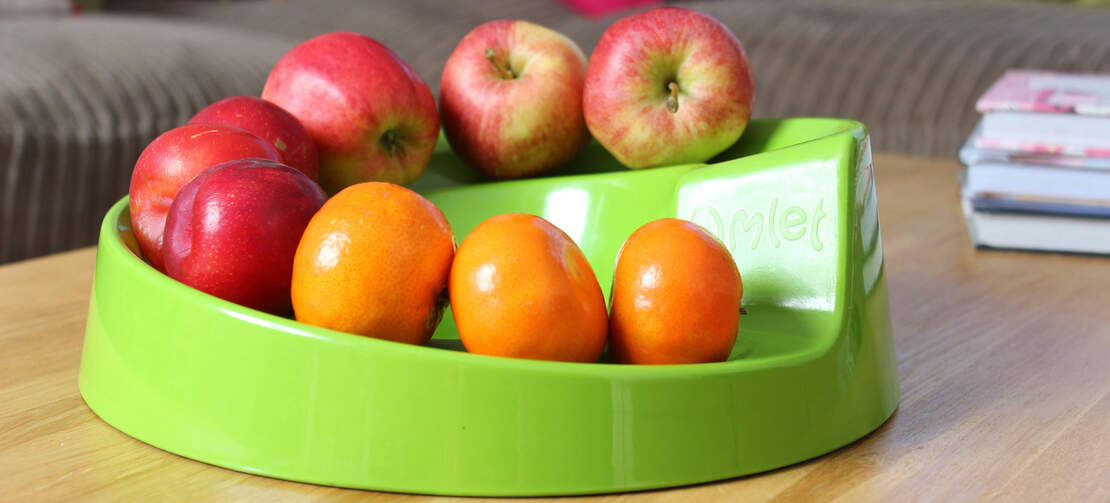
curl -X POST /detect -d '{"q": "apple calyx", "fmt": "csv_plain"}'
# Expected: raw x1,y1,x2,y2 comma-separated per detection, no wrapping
484,48,516,79
666,81,680,113
380,129,403,155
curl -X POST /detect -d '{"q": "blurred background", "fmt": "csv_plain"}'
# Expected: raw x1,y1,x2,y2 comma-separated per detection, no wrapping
2,0,1110,264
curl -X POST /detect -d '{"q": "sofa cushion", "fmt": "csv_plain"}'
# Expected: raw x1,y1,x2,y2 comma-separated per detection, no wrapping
0,16,290,263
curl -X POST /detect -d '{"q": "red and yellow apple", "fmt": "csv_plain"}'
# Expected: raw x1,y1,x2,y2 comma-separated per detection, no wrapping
162,158,327,315
262,32,439,193
128,124,281,271
439,20,588,179
583,7,755,169
189,95,319,180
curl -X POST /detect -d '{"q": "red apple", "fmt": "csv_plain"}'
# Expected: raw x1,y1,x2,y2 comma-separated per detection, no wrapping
262,32,439,193
189,96,319,180
163,158,327,315
129,124,281,271
583,7,755,169
439,20,588,180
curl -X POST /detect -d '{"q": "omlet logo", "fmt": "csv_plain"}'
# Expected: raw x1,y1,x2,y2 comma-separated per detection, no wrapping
690,198,828,252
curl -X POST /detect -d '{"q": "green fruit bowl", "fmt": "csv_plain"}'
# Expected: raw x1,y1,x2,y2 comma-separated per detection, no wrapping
79,118,898,496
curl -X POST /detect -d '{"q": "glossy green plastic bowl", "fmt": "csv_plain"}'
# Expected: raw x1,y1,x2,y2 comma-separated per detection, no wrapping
79,118,898,496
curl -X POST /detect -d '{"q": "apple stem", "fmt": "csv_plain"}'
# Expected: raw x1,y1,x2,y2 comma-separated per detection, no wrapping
485,48,515,79
666,82,680,113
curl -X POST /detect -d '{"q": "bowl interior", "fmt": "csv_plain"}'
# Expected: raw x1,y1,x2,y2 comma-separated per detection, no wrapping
114,118,857,366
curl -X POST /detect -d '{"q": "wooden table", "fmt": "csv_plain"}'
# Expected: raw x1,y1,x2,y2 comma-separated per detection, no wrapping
3,154,1109,502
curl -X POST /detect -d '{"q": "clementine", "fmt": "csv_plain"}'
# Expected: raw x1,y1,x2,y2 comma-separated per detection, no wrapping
450,214,607,362
609,218,743,364
291,182,454,345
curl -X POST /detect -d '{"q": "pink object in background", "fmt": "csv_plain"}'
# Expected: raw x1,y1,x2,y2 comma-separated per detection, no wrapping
977,69,1110,116
974,136,1110,159
559,0,661,18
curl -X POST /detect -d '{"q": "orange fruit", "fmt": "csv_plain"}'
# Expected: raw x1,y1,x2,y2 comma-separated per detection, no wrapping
291,182,454,345
609,218,743,364
450,214,607,362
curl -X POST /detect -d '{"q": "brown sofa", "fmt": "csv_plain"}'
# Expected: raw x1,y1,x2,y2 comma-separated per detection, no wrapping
2,0,1110,264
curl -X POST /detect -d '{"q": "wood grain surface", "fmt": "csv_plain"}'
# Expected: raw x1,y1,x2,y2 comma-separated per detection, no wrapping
3,154,1109,502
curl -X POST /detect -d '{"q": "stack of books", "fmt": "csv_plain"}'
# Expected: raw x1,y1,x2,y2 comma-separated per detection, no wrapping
960,69,1110,255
